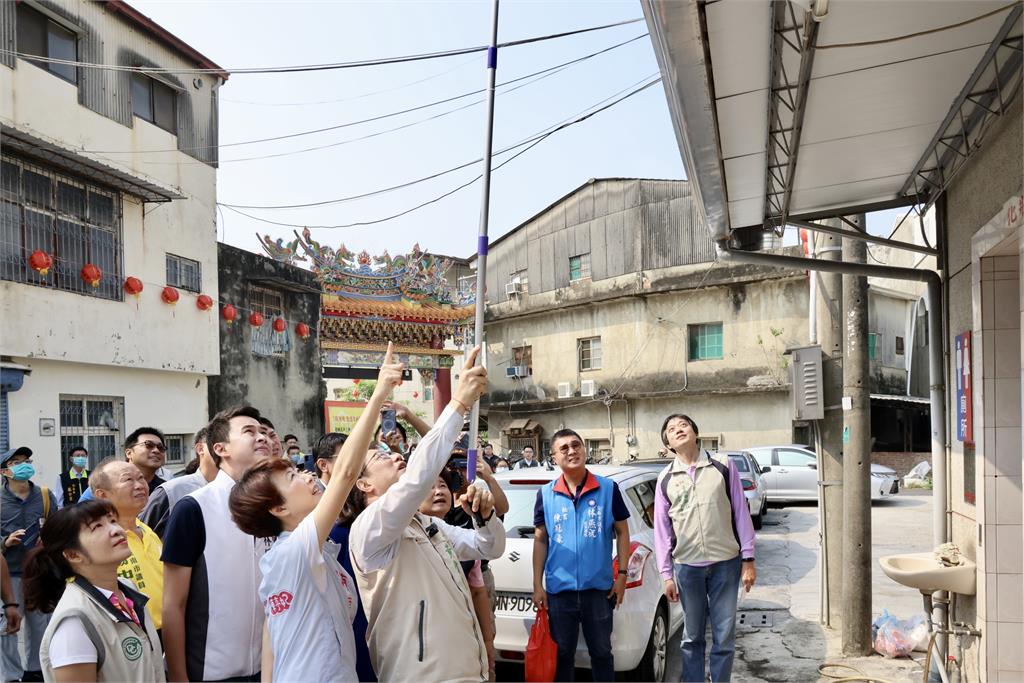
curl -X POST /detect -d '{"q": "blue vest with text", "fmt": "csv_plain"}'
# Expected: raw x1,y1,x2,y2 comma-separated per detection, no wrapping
541,472,615,594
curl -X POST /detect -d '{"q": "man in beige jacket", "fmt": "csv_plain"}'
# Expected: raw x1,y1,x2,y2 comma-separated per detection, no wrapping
345,347,505,683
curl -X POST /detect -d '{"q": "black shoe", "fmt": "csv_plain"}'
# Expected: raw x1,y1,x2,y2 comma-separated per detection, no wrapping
20,671,44,682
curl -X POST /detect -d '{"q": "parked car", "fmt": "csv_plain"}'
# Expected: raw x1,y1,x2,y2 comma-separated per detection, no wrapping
489,466,683,682
746,445,900,503
724,451,769,530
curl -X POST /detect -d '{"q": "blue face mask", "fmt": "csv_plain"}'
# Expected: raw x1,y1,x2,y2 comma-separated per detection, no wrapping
290,454,302,464
8,462,35,481
72,456,88,469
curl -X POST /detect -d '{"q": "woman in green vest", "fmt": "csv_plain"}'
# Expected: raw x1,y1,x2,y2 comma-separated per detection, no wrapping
22,500,165,682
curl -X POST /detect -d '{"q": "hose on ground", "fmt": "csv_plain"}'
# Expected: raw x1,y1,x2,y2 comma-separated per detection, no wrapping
818,662,902,683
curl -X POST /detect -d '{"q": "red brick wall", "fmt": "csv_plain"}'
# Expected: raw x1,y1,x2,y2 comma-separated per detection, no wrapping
872,451,931,478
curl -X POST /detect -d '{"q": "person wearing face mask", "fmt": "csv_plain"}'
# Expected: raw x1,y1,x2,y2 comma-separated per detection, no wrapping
1,447,57,683
229,343,404,683
23,500,165,682
56,446,90,508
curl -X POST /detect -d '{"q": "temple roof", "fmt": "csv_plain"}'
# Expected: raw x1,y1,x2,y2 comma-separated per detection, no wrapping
321,294,474,323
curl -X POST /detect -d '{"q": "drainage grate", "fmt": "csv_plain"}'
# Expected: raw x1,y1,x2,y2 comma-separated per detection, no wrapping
737,611,773,628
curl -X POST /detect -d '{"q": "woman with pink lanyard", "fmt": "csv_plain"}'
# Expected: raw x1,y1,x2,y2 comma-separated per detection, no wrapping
24,499,165,682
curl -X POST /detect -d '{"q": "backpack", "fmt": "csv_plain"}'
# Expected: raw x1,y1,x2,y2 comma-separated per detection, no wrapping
658,451,740,550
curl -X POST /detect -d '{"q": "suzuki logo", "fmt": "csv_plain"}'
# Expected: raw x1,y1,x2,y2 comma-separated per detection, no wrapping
509,551,521,562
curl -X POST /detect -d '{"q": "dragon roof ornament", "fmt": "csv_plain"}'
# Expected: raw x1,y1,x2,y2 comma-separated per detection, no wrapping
257,229,474,306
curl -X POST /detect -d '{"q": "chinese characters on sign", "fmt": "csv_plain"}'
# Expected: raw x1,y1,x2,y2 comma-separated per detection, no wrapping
955,331,972,443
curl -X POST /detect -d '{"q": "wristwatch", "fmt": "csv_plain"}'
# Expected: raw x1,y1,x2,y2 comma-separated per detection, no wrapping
742,557,755,563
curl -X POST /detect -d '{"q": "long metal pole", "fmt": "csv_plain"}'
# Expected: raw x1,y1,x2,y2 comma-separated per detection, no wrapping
467,0,500,485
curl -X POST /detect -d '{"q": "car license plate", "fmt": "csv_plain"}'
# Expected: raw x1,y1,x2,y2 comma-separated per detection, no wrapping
495,592,537,615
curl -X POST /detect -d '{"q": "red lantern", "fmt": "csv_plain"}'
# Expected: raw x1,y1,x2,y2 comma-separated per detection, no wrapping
161,286,180,305
29,250,53,276
294,322,311,340
272,317,287,333
80,263,102,288
196,294,214,311
123,276,143,297
352,379,361,385
412,391,419,399
222,304,238,325
249,312,264,327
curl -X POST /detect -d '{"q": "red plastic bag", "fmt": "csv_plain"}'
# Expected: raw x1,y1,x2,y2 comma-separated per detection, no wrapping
525,606,558,682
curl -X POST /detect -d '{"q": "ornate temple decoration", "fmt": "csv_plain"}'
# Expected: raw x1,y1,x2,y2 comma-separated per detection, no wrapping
259,229,474,373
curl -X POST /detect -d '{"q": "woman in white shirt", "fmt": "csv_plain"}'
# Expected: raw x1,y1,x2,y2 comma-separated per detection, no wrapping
228,342,404,683
24,499,165,682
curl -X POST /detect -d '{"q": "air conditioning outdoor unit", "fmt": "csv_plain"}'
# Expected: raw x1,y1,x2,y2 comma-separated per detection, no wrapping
505,365,529,379
505,281,522,296
557,382,572,399
580,379,597,397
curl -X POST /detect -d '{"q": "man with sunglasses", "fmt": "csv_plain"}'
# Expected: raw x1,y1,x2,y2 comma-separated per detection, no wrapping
124,427,168,495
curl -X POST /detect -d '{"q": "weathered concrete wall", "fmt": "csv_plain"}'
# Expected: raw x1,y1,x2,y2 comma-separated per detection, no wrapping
943,94,1022,683
208,244,326,449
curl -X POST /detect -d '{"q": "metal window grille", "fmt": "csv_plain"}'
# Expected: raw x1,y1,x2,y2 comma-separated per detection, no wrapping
569,253,591,282
1,154,123,301
512,346,533,375
511,269,529,293
895,336,905,356
166,253,201,292
249,285,291,356
164,434,186,466
578,336,602,371
59,395,125,468
688,323,724,361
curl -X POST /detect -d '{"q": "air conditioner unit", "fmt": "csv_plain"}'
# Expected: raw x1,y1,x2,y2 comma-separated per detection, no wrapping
505,281,522,296
505,365,529,379
580,379,597,397
557,382,572,399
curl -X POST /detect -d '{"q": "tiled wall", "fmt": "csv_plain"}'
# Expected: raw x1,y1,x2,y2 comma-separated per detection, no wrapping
975,251,1024,682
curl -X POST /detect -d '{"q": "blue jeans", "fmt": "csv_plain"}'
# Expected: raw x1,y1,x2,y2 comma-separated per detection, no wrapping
674,556,742,682
546,589,615,682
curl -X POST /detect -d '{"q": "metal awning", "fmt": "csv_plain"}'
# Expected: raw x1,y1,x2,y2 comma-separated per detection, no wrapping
1,125,185,202
870,393,930,407
504,418,540,432
642,0,1023,242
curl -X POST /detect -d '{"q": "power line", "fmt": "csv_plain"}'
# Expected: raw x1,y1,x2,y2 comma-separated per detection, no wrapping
219,78,660,228
219,74,658,211
84,33,648,156
1,17,644,75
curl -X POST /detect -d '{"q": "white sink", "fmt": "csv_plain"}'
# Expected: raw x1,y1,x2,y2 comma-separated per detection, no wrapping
880,552,976,595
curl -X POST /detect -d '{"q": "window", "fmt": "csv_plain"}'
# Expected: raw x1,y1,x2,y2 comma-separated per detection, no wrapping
698,436,720,452
688,322,724,360
423,386,433,402
1,155,122,300
578,336,602,371
868,333,879,360
164,434,187,466
895,336,905,356
511,269,529,294
569,253,591,282
166,253,201,292
776,448,815,468
586,439,612,463
59,395,125,468
626,480,657,528
16,4,78,84
131,74,177,134
512,345,533,375
249,285,291,356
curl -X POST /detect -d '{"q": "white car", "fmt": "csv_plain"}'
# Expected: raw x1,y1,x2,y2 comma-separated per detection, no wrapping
489,466,683,681
746,445,900,503
724,451,769,530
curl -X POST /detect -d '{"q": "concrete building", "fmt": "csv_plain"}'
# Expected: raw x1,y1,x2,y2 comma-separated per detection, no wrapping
479,179,930,462
208,243,326,450
642,2,1023,678
0,1,225,477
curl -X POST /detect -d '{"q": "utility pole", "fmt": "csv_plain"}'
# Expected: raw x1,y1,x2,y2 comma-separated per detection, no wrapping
841,214,872,655
815,223,844,628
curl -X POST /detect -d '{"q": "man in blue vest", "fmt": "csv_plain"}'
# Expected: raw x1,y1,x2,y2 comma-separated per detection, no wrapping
531,429,631,681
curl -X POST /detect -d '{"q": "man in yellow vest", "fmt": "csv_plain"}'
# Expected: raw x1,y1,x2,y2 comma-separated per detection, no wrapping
90,459,165,634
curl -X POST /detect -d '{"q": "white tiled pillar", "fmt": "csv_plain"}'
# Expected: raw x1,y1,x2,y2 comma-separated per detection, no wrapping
977,253,1024,681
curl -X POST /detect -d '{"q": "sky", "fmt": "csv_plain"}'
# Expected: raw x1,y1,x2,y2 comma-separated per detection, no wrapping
130,0,683,261
131,0,905,261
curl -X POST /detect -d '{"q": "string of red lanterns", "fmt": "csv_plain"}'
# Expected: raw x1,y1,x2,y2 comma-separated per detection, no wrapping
20,249,313,340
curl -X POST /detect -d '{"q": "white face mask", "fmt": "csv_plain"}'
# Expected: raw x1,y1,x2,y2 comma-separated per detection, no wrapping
496,465,509,472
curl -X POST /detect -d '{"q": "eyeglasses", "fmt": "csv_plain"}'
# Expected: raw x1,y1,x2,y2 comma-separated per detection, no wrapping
134,440,167,453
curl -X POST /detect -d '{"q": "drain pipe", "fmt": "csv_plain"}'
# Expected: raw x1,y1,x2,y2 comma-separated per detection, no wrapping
717,240,947,548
